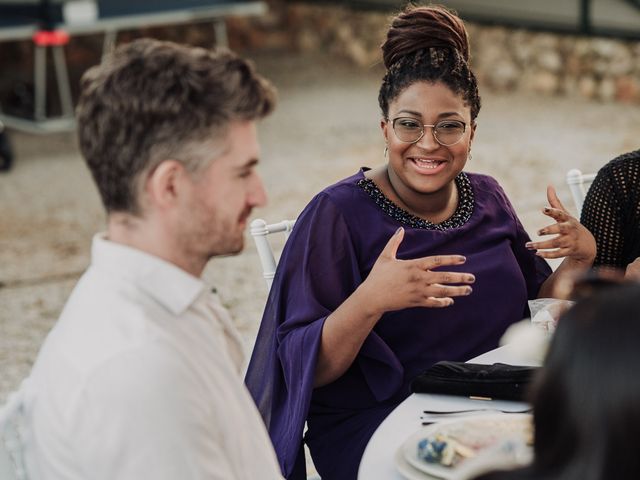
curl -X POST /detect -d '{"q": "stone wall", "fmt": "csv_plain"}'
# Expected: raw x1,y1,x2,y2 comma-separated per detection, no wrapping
1,1,639,112
228,2,640,104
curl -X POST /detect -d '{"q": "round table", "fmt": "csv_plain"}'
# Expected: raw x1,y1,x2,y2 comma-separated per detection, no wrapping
357,344,541,480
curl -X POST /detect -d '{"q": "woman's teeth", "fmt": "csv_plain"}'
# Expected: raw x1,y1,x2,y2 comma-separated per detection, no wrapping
412,158,442,169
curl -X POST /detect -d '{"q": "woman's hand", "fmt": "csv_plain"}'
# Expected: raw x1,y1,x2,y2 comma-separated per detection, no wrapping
358,227,475,316
315,227,474,387
626,257,640,281
525,186,596,266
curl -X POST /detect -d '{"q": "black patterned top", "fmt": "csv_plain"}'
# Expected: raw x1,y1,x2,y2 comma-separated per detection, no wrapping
581,150,640,268
356,172,474,231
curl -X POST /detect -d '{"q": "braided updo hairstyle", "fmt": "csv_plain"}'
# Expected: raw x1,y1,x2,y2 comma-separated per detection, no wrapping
378,5,481,122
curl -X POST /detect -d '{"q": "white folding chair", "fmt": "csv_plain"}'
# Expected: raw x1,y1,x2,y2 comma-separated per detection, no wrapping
250,218,296,291
566,168,597,216
250,219,322,480
0,381,29,480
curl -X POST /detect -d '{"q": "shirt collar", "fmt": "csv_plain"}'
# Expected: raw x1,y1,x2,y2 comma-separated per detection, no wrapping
90,233,206,315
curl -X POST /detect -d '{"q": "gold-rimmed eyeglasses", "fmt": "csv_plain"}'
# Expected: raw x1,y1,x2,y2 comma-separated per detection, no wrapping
391,117,467,146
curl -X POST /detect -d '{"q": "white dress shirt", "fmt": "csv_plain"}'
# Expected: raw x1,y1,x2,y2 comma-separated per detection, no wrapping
23,234,284,480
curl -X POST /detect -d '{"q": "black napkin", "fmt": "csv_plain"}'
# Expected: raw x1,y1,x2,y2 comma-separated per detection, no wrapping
410,361,539,401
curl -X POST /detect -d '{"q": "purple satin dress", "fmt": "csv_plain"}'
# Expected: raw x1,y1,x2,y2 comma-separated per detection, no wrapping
245,169,551,480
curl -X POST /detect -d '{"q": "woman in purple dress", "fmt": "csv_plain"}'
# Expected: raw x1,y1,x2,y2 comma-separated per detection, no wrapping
246,6,596,480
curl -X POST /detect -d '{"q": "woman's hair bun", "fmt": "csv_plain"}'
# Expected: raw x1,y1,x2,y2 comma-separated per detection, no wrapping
382,5,470,70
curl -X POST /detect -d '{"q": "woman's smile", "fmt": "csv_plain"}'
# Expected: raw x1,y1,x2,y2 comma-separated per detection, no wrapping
407,155,449,175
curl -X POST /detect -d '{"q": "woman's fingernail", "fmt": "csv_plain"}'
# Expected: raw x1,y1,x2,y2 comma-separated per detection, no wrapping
465,287,473,295
396,227,403,234
525,242,534,249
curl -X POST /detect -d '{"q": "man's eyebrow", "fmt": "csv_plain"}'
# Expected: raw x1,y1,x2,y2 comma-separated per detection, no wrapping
237,158,259,169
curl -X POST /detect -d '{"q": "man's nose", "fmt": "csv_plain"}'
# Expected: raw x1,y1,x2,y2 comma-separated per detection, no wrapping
250,174,268,208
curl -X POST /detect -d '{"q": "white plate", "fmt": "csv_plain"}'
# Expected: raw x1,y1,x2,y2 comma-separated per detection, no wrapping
400,413,533,480
394,447,440,480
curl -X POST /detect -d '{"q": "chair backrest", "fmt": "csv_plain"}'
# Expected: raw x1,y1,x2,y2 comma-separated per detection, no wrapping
250,218,296,291
249,220,322,480
566,168,597,216
0,382,29,480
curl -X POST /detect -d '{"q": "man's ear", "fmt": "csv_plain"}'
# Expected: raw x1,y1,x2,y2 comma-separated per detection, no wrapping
145,160,186,209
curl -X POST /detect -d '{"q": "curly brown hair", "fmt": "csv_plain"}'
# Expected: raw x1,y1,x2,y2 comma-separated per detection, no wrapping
378,5,481,121
76,38,276,214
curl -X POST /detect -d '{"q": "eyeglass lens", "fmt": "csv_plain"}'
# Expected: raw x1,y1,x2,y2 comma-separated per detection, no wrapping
392,118,465,146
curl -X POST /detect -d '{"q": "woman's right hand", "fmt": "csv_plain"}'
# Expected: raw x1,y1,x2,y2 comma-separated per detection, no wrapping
359,227,475,316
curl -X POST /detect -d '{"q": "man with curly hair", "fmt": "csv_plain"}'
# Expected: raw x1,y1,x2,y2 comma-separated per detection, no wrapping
22,39,283,480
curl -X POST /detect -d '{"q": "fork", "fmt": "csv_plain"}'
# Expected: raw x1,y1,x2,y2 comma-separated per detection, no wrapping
422,407,532,415
420,407,532,425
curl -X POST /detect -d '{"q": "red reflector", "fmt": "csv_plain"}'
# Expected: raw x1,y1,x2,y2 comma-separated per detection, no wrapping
33,30,70,46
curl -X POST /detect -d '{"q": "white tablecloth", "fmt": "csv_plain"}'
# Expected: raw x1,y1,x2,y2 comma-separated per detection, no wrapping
357,344,540,480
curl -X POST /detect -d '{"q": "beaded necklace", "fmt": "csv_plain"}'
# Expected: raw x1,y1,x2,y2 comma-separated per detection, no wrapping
356,172,474,231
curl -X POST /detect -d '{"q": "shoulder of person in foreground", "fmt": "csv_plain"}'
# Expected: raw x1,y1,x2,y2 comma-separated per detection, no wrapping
583,149,640,210
62,337,282,480
601,148,640,184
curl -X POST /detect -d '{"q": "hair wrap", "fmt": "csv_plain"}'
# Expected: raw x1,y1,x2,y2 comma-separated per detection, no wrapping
382,6,470,70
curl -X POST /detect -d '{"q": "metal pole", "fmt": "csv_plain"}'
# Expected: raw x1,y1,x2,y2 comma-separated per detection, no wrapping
102,29,118,62
39,0,55,31
213,19,228,47
579,0,592,34
34,45,47,121
53,46,74,117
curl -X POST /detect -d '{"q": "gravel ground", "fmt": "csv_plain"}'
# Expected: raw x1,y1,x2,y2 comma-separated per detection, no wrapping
1,50,639,406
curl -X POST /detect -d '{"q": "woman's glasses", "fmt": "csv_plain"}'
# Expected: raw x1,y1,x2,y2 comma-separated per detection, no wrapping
392,117,466,146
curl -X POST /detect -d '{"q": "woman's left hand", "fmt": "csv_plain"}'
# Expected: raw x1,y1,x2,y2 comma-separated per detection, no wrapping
525,185,596,265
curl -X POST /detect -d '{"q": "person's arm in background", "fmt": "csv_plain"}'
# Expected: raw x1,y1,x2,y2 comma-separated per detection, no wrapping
626,257,640,281
580,167,626,269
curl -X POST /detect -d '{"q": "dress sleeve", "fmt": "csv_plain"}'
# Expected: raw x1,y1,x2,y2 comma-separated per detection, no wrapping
581,167,626,268
245,192,403,479
493,181,552,300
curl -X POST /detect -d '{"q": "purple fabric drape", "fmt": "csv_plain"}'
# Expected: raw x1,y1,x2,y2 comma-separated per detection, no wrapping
245,169,551,480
